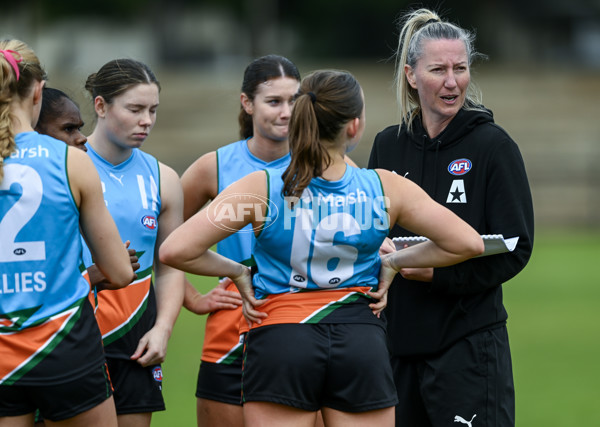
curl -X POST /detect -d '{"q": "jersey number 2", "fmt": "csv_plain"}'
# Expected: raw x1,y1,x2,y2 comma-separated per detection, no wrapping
0,164,46,262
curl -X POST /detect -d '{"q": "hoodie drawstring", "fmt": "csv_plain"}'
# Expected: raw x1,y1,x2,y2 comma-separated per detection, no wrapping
433,139,440,197
419,134,441,198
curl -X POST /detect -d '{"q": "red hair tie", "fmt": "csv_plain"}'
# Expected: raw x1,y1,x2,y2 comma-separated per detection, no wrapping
0,49,23,81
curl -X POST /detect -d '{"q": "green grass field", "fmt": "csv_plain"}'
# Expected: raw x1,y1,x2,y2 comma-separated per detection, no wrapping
153,229,600,427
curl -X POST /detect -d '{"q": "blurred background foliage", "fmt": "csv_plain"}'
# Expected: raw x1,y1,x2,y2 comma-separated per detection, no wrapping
2,1,599,224
5,0,600,64
3,1,600,225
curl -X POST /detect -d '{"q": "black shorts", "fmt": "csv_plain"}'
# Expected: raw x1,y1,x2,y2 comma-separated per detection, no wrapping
195,360,243,405
106,358,165,415
0,362,112,422
392,326,515,426
242,323,398,412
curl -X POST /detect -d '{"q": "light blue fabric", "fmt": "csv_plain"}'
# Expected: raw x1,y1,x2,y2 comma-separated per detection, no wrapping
253,166,389,298
216,139,290,265
1,132,86,329
80,143,161,279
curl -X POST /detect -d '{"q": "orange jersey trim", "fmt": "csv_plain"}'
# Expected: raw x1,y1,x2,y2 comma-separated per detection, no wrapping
201,281,244,364
0,308,76,385
93,276,151,341
240,286,374,333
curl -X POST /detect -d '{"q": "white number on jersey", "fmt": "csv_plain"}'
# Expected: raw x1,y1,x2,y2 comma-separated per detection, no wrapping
0,164,46,262
288,201,360,288
137,174,158,211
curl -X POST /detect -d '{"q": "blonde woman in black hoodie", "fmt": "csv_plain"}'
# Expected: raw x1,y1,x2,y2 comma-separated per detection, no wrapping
368,8,534,427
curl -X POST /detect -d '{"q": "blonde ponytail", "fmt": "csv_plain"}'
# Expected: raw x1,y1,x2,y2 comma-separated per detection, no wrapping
0,39,46,183
394,9,485,133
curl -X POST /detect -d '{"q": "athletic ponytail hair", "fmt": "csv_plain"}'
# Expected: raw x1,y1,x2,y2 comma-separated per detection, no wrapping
0,39,46,183
238,54,300,139
282,70,363,199
394,8,485,133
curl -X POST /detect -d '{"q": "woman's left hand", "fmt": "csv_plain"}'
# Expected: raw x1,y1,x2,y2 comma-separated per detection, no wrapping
230,266,268,326
367,253,398,317
368,287,388,317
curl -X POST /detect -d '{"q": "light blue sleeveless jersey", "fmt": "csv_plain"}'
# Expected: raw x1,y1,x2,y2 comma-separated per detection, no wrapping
1,132,86,329
252,166,389,298
80,144,161,356
216,139,290,265
81,144,161,274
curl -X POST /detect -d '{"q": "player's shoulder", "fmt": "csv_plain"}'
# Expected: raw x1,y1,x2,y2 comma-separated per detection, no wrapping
158,161,179,181
182,150,217,183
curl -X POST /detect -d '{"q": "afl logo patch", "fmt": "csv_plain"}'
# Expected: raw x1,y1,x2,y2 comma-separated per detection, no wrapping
152,366,163,382
448,159,472,175
141,215,157,229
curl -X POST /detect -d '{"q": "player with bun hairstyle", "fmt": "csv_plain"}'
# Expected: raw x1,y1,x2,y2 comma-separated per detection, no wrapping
82,58,185,427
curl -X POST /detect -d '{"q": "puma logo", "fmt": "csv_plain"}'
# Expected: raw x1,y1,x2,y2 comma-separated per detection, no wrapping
109,173,125,186
454,414,476,427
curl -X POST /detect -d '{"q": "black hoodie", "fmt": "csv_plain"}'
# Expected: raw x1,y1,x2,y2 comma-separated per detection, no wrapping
368,108,534,357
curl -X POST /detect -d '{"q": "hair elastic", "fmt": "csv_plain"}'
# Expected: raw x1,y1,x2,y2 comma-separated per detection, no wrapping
0,49,22,81
425,18,439,26
307,91,317,104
